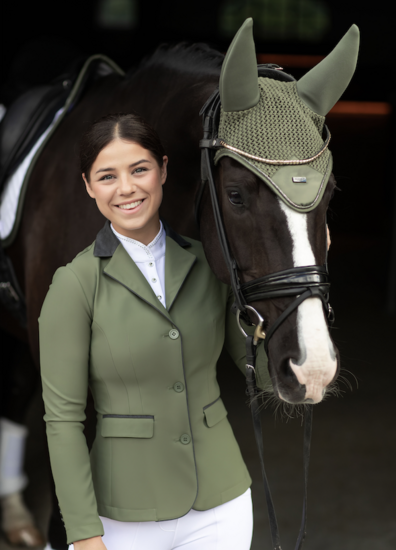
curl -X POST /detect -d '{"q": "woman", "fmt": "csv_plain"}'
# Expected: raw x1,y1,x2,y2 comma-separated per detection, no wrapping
39,113,269,550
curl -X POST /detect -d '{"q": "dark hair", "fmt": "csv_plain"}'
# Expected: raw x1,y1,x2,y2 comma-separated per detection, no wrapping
79,113,166,181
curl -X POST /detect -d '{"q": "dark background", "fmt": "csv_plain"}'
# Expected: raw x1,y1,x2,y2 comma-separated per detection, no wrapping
1,0,395,101
1,1,395,549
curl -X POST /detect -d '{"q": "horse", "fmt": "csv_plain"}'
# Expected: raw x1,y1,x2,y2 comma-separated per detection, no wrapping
0,18,359,548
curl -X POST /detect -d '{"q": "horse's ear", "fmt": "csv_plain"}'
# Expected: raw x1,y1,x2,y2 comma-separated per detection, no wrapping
219,18,260,113
297,24,360,116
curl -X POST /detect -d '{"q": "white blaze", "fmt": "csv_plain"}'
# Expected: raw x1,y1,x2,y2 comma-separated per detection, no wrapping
278,200,337,403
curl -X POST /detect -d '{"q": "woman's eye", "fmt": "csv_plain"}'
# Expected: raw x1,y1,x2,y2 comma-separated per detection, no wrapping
134,167,147,174
100,174,114,181
228,191,243,206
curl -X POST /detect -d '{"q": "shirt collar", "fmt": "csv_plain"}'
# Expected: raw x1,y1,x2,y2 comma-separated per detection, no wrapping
110,221,166,263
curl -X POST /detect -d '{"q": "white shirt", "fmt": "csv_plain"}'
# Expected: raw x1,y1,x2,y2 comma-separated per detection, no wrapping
111,222,166,308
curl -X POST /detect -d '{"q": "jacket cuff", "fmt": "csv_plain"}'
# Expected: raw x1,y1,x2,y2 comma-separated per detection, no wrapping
66,520,104,545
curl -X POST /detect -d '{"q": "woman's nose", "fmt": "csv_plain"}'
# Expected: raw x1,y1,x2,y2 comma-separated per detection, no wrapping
118,175,135,195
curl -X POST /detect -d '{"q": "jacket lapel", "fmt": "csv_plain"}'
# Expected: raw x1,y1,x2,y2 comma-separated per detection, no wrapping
103,244,171,318
165,236,196,311
95,221,196,317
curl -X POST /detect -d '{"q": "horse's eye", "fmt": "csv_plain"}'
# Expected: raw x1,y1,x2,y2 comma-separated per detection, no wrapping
228,191,243,206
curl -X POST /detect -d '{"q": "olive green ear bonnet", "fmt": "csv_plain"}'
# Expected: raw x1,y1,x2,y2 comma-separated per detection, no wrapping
214,19,360,212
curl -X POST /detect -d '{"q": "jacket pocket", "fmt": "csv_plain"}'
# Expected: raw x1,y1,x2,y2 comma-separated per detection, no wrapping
101,415,154,438
203,397,228,428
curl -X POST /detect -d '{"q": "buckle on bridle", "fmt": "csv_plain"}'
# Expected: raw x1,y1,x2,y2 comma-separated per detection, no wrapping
236,305,266,344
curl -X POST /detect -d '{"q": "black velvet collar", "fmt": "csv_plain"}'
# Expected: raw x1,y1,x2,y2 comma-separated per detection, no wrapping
93,219,191,258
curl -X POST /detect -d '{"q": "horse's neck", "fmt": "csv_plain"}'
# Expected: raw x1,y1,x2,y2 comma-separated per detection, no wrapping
119,67,218,127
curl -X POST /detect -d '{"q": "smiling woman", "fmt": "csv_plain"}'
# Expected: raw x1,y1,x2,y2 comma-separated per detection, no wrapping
80,114,168,245
39,113,269,550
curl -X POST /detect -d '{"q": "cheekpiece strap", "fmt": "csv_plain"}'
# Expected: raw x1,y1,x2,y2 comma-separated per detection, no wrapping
198,88,247,314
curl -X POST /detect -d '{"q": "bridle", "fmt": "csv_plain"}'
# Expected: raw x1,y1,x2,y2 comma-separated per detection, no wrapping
196,65,335,550
197,65,334,345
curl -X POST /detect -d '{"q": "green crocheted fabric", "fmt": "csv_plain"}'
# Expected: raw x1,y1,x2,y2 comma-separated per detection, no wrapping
214,78,333,212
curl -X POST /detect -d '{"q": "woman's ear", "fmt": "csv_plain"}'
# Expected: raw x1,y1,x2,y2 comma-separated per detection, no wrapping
161,156,168,186
82,173,95,198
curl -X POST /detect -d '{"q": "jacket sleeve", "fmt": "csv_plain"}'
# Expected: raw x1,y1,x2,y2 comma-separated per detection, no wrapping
223,289,271,390
39,266,104,544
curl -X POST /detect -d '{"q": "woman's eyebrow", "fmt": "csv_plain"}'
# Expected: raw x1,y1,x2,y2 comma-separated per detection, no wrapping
129,159,152,168
95,159,151,174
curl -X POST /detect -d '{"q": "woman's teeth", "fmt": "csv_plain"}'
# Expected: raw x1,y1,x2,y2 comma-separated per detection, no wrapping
118,200,143,210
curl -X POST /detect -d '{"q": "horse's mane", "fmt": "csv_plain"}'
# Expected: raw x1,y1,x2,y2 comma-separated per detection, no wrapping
131,43,224,77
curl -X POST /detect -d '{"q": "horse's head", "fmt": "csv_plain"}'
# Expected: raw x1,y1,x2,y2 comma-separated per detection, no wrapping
200,19,359,405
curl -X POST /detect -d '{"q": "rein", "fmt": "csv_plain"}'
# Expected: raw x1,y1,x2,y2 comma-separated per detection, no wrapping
197,66,334,550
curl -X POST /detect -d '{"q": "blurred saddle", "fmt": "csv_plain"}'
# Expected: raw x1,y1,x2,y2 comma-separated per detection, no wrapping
0,76,73,191
0,55,124,195
0,55,124,328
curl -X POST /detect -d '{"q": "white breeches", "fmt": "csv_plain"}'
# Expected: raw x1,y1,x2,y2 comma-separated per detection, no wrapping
71,488,253,550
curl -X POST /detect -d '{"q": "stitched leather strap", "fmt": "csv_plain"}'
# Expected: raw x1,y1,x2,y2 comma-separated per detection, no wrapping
241,265,330,303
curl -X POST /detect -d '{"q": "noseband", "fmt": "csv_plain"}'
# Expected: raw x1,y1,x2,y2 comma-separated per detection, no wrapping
240,265,333,355
197,66,335,550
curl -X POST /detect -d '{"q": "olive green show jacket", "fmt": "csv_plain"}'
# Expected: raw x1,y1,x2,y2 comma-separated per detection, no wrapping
39,221,269,544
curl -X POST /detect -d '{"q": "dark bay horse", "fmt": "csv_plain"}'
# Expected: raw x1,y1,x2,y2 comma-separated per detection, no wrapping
0,19,360,548
3,41,339,402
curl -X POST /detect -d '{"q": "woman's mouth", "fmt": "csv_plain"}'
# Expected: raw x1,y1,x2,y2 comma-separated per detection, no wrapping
116,199,144,211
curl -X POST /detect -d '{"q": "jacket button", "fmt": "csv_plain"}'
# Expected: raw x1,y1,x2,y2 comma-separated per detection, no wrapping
169,329,179,340
180,433,191,445
173,382,184,393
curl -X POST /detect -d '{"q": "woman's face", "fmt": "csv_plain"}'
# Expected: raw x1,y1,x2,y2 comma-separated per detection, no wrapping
84,139,168,245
